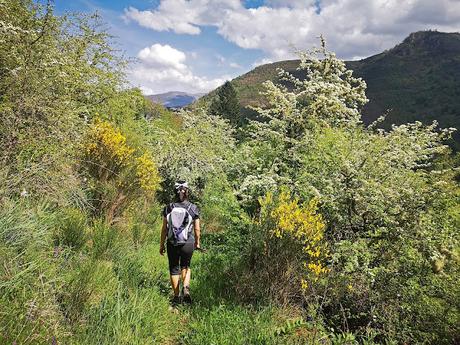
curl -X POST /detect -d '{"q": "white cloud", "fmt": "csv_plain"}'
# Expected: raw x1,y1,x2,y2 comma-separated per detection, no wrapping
216,54,242,68
230,62,243,69
266,0,317,8
129,44,230,94
138,44,187,71
252,57,274,68
123,5,201,35
125,0,460,61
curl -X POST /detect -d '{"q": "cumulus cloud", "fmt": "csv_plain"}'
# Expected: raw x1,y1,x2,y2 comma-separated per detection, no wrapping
129,43,230,94
137,44,187,70
124,0,460,62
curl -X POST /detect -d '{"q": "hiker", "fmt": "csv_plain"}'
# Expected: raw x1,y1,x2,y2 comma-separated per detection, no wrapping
159,181,201,305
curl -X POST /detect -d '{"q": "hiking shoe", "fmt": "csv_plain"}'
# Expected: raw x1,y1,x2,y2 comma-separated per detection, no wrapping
182,286,192,304
171,295,181,307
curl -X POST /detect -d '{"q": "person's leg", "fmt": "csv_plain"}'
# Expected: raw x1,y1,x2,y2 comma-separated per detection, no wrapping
166,243,181,298
179,241,194,303
181,267,191,287
170,274,180,296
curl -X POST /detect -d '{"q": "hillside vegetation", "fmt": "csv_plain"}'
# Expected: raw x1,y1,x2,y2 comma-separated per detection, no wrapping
1,2,459,345
201,31,460,146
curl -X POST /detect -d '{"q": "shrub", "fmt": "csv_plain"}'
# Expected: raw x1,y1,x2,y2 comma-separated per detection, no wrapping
150,109,236,203
232,190,327,305
232,41,459,343
200,175,241,234
84,119,161,223
0,1,125,203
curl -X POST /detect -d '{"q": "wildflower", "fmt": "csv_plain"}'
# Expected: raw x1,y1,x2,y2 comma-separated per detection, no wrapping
301,279,309,289
259,189,329,291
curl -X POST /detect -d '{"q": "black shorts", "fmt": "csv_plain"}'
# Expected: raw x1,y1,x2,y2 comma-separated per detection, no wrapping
167,241,194,275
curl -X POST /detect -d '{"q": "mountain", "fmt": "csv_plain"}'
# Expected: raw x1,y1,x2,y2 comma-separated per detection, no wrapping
147,91,204,108
348,31,460,130
202,31,460,146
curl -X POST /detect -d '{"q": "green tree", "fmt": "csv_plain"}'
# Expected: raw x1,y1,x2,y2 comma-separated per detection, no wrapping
231,39,368,207
210,81,241,127
231,39,459,343
148,108,236,203
0,1,126,202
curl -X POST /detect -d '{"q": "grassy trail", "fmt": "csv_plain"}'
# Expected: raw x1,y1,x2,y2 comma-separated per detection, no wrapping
165,245,318,345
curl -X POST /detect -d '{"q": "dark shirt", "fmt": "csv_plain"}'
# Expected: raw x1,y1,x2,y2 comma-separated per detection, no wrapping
163,201,200,243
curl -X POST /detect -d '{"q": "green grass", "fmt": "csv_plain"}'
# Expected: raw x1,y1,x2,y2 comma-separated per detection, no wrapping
76,286,178,345
0,200,389,345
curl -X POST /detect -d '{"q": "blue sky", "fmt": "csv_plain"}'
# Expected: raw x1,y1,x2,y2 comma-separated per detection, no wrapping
54,0,460,94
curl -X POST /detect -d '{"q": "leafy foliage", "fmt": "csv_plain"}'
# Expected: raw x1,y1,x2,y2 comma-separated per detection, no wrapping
259,190,328,284
232,39,459,343
84,119,160,223
209,80,242,126
202,31,460,149
149,108,236,202
0,1,127,202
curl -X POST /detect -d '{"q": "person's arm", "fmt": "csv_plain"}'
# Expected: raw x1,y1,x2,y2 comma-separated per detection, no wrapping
159,217,167,255
194,218,201,249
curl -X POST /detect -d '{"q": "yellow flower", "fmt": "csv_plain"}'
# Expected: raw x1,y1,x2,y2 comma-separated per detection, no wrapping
85,118,160,194
301,279,309,290
258,189,329,291
135,152,160,192
85,119,134,166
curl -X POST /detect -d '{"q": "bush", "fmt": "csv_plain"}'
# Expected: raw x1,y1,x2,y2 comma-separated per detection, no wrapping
150,109,236,203
83,119,161,223
227,41,460,343
200,175,241,234
218,190,327,305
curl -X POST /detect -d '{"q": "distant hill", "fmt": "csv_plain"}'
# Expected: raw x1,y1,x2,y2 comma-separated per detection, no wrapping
201,31,460,147
147,91,204,108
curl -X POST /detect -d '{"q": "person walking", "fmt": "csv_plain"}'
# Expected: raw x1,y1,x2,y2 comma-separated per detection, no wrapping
159,181,201,306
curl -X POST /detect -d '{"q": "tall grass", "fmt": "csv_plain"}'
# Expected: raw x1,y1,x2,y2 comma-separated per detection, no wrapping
0,200,67,344
0,197,392,345
54,208,88,250
0,200,180,344
76,286,178,345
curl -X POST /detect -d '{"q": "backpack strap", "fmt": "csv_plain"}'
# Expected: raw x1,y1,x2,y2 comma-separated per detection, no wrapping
185,203,193,233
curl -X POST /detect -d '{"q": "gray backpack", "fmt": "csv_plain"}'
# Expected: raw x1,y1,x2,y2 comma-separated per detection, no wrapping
166,203,193,246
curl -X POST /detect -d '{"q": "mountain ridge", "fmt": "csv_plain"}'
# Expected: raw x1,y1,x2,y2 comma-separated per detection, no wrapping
147,91,205,108
200,30,460,146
